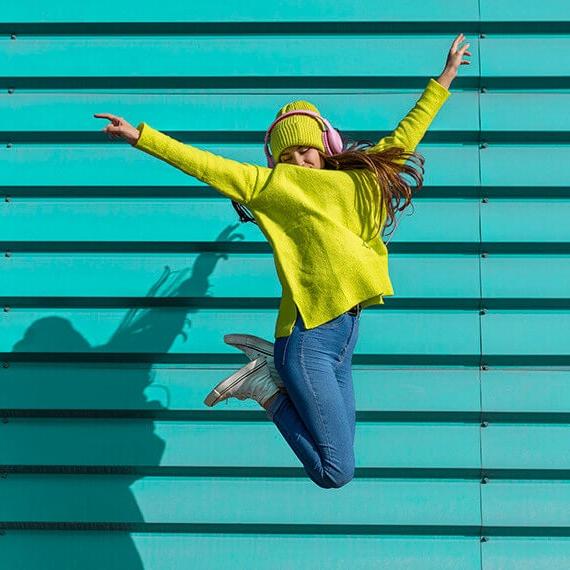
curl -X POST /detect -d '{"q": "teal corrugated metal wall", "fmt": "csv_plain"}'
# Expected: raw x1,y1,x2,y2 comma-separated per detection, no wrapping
2,2,570,568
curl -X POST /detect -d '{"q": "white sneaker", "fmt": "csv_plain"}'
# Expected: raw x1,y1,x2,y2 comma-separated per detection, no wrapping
203,356,280,408
224,333,285,390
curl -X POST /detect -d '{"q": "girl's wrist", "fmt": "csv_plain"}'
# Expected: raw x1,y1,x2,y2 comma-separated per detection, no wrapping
435,69,456,91
128,126,141,146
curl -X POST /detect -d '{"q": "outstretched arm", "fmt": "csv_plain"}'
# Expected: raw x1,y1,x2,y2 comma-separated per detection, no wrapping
93,113,270,206
133,122,270,206
367,33,471,159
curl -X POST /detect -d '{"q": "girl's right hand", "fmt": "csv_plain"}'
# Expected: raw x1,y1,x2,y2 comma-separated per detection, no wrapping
94,113,141,145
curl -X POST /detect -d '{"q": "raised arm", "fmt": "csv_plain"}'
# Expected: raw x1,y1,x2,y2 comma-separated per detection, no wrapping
366,77,451,158
366,33,471,160
134,122,270,206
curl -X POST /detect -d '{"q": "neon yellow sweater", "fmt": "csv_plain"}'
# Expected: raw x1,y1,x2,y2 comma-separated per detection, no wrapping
133,77,451,338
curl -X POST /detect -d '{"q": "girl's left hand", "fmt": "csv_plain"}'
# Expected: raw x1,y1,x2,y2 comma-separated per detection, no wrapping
442,33,472,78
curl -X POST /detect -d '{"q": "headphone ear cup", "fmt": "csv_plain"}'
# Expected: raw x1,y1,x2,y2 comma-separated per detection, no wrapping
327,127,344,155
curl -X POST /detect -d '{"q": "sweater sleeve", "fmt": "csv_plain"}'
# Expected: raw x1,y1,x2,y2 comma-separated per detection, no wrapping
366,77,451,161
133,122,270,206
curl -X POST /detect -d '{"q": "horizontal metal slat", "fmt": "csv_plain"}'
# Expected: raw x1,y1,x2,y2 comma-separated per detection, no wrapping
483,424,570,469
480,37,570,80
1,532,481,570
480,147,570,189
482,255,570,298
481,200,570,243
0,474,481,526
1,1,480,24
482,311,570,358
0,365,480,413
0,308,482,358
0,91,470,140
0,199,480,243
481,93,570,135
0,254,480,299
1,420,480,469
483,538,570,570
2,36,478,81
483,370,570,413
481,0,570,22
483,481,570,527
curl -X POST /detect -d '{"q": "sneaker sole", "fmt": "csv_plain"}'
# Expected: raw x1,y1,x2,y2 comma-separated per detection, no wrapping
203,357,267,407
224,333,273,357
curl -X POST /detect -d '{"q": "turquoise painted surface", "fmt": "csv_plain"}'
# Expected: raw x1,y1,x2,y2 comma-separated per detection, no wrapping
1,3,569,569
3,1,481,23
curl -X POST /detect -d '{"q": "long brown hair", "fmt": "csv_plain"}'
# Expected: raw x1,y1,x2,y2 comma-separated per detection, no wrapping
231,137,425,243
320,138,426,242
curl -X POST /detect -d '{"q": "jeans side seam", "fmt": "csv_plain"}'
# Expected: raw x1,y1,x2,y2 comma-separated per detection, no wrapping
281,332,293,368
332,316,355,373
299,330,333,466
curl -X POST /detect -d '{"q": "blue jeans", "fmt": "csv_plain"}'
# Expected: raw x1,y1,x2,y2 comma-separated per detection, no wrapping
266,307,360,489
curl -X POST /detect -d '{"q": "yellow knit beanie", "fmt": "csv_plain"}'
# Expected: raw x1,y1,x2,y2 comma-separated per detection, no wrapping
269,100,326,164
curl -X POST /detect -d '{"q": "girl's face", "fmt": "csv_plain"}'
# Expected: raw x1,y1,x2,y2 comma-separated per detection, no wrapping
279,146,325,169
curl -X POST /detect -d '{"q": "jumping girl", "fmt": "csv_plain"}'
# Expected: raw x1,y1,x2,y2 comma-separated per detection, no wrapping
95,33,470,489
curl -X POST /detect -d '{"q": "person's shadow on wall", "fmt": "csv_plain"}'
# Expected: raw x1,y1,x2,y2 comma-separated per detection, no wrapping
3,224,246,569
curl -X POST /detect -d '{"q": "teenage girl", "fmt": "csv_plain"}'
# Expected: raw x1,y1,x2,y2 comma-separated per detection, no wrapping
95,33,470,489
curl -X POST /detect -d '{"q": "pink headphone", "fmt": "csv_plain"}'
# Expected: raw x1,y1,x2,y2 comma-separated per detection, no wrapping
263,110,344,167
